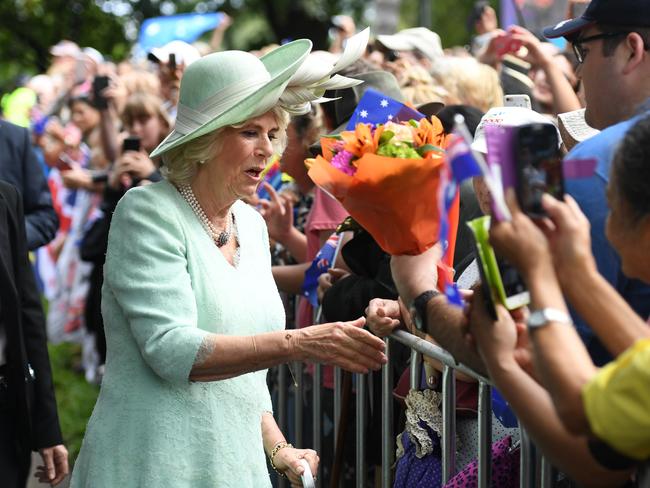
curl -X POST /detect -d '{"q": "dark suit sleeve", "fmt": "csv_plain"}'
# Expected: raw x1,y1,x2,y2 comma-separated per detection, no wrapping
9,185,63,448
321,273,397,322
18,128,58,250
321,232,398,322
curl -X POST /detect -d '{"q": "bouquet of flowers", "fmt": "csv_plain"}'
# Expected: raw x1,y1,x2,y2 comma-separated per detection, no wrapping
307,116,460,259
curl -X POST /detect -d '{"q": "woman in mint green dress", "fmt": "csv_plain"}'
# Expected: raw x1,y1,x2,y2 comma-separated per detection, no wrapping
70,35,387,488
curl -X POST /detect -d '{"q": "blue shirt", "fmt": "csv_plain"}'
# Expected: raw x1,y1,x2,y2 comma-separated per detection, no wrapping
566,114,650,365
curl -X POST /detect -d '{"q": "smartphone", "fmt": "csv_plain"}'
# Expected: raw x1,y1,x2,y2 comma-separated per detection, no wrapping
122,136,141,153
92,75,110,110
504,94,532,110
514,123,564,217
494,34,522,57
90,171,109,183
468,216,530,314
497,255,529,310
56,153,74,171
168,53,176,71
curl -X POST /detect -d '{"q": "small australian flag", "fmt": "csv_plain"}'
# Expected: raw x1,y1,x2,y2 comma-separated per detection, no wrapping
345,88,424,130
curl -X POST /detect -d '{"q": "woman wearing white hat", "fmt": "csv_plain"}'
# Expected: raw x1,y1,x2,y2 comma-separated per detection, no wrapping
70,33,383,488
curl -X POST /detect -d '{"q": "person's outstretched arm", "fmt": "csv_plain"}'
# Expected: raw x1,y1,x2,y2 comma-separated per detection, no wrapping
469,291,634,488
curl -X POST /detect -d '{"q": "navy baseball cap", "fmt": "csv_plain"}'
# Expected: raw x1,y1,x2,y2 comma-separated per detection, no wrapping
544,0,650,39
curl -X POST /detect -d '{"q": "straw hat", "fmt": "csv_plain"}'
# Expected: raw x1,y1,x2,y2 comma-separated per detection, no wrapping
151,30,369,158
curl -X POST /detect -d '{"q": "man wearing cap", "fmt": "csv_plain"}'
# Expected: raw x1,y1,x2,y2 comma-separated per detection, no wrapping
148,40,201,120
544,0,650,365
376,27,444,71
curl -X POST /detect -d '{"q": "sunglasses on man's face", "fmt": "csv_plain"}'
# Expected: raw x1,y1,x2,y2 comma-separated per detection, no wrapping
572,32,628,63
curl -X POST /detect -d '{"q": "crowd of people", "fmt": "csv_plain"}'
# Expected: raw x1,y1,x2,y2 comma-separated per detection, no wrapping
1,0,649,486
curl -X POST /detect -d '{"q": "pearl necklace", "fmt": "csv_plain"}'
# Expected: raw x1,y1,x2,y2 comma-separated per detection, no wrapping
178,184,234,248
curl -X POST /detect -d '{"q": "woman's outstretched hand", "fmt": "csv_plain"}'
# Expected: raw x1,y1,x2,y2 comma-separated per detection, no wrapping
294,317,387,373
273,447,319,488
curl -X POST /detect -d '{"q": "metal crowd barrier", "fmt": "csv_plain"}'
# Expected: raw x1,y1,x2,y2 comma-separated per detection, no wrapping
272,328,555,488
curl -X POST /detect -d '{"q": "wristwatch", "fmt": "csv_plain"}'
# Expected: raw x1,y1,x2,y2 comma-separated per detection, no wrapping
527,308,573,330
412,289,442,331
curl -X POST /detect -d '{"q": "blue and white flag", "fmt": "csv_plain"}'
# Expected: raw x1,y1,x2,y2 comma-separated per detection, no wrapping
301,233,341,307
447,134,483,183
437,133,485,307
138,12,225,52
346,89,424,130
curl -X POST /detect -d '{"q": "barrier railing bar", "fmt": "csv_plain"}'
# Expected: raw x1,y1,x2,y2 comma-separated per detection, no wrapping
442,365,457,483
278,363,287,488
409,349,421,389
519,425,534,488
478,381,493,488
355,373,366,487
312,363,322,487
381,337,393,488
295,361,304,451
540,460,555,488
333,366,342,440
390,330,491,384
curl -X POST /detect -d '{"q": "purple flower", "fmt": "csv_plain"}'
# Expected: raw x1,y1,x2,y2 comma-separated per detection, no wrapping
330,150,356,176
332,140,345,152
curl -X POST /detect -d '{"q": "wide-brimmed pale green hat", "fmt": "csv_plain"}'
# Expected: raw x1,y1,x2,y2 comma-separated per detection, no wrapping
151,30,370,159
150,40,312,158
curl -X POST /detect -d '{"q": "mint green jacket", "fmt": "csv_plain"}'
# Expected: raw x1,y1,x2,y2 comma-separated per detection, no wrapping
71,180,285,487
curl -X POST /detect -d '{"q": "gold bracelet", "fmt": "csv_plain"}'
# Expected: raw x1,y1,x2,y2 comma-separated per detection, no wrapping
269,441,293,477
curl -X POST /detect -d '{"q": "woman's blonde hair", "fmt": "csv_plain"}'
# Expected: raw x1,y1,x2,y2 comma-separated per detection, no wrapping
162,106,290,186
121,92,171,137
121,70,161,97
431,57,503,113
399,64,447,106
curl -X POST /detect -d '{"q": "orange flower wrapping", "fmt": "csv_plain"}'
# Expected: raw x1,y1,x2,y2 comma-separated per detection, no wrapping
308,118,460,258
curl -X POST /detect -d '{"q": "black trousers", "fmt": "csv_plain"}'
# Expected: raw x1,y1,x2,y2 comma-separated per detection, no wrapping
0,382,31,488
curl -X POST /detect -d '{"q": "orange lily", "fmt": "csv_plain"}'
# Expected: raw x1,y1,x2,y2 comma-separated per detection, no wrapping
415,116,446,147
340,123,380,159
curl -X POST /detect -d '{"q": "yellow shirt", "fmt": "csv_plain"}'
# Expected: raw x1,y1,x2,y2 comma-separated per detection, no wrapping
582,338,650,461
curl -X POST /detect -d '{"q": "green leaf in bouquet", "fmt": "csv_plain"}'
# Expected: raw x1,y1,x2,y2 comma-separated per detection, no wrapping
377,142,422,159
408,119,419,127
379,130,395,145
417,144,445,157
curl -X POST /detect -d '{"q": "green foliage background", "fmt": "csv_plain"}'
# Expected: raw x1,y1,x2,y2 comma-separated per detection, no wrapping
1,0,499,91
48,343,99,465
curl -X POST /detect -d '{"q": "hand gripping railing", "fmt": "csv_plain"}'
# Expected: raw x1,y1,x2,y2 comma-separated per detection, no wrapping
273,329,555,488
